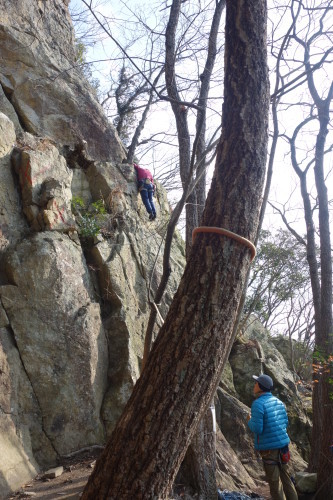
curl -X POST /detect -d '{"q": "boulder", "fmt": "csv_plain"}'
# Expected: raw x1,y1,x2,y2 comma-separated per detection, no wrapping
295,471,317,494
0,113,28,253
0,327,40,497
272,334,313,384
0,111,15,157
0,325,57,469
0,0,187,495
216,388,263,479
0,0,126,162
0,232,108,458
11,134,75,233
43,466,64,479
89,221,185,433
229,319,312,461
220,360,239,398
0,85,22,133
0,413,38,498
216,429,257,492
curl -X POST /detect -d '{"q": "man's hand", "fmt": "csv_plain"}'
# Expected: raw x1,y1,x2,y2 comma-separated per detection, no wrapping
246,413,251,422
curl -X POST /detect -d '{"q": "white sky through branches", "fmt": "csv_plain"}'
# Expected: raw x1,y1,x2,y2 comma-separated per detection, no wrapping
69,0,332,257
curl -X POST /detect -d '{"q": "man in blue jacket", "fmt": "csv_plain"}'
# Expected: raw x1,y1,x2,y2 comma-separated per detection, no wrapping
247,374,298,500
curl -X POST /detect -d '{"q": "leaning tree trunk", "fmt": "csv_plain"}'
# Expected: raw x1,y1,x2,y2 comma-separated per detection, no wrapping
81,0,269,498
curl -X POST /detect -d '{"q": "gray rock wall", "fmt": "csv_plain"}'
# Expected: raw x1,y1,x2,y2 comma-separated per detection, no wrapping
228,320,312,460
0,111,185,496
217,318,311,481
0,0,126,161
0,1,186,496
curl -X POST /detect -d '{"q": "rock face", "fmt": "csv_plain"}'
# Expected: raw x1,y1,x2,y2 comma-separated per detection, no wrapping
0,1,312,498
0,109,184,497
228,320,312,461
0,1,185,496
1,232,108,456
217,319,311,481
0,0,125,162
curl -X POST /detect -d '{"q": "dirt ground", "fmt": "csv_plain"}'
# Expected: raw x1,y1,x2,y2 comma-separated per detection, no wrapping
7,448,272,500
8,449,101,500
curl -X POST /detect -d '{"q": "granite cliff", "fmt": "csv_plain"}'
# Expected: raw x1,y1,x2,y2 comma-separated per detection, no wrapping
0,0,185,495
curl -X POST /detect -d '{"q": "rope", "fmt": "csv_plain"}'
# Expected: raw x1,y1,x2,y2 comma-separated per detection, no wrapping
152,300,164,325
192,226,256,262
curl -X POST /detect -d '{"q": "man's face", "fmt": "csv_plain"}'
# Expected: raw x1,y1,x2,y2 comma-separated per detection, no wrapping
253,381,262,396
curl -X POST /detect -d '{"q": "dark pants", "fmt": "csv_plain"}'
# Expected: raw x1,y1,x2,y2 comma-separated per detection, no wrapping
260,449,298,500
139,181,156,216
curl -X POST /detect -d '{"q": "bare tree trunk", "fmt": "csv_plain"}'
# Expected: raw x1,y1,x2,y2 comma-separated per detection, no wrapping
308,80,333,495
164,0,192,256
81,0,269,497
194,0,226,231
236,2,302,339
282,31,333,494
165,0,225,259
127,69,164,164
142,0,225,364
180,6,226,491
283,31,333,493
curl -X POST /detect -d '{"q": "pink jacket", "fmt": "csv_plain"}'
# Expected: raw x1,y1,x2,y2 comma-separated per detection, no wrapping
134,163,154,183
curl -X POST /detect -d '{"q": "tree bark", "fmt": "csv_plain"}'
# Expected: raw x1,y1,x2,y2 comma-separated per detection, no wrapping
81,0,269,498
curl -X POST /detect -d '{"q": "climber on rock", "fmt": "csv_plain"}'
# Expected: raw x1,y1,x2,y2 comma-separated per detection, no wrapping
133,163,157,220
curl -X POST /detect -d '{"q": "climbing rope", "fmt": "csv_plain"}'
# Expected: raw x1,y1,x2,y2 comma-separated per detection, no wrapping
192,226,256,262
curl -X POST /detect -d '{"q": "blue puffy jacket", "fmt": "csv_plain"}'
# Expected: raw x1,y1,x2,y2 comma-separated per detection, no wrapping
247,392,290,450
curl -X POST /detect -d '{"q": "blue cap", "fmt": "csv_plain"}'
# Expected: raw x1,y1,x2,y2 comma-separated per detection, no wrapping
253,374,273,390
